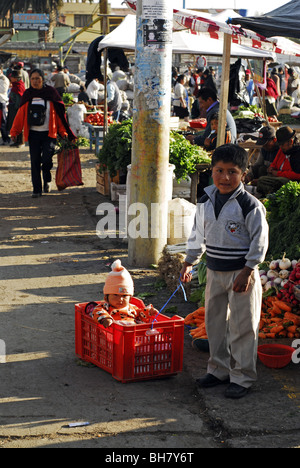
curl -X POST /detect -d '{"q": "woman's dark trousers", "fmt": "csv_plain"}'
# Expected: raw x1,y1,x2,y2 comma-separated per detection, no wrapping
28,130,56,195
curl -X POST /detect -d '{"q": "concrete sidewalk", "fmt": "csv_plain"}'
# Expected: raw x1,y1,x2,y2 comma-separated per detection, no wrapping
0,145,299,449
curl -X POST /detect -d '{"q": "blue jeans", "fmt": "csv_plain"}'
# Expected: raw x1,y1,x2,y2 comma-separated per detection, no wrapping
28,130,56,194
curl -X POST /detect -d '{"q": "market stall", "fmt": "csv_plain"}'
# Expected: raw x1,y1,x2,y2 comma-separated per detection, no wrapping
97,13,275,148
124,1,300,145
97,14,275,61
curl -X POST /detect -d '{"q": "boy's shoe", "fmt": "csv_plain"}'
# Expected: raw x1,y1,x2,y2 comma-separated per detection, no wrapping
32,192,42,198
196,373,230,388
224,383,249,399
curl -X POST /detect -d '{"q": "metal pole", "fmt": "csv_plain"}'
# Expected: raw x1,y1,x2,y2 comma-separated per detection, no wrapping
128,0,173,267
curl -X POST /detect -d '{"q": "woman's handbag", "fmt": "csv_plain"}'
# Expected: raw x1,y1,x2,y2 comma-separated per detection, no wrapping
55,144,84,191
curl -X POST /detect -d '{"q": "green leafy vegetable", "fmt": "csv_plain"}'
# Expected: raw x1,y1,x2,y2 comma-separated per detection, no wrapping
169,131,211,181
197,260,207,286
264,181,300,259
97,120,132,177
97,121,211,181
264,181,300,220
62,93,74,105
55,136,89,153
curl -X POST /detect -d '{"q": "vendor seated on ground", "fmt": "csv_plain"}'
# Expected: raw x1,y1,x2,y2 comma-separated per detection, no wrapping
256,126,300,197
203,112,231,152
245,126,279,184
186,88,236,147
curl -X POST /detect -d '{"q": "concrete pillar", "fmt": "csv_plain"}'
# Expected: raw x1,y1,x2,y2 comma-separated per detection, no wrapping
128,0,173,267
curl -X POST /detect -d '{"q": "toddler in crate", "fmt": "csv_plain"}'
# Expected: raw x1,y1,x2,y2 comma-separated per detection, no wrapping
91,259,158,328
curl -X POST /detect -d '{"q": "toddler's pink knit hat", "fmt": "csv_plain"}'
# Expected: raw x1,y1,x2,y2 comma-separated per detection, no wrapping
103,259,134,295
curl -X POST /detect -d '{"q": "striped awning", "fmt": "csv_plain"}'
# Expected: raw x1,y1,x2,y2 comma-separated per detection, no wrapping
124,1,300,58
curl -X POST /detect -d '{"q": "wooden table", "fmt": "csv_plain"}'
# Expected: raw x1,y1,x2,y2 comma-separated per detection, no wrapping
190,163,211,205
238,141,262,164
83,122,104,155
268,121,282,129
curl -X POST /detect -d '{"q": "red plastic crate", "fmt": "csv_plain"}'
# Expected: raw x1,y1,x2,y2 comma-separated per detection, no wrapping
75,301,184,383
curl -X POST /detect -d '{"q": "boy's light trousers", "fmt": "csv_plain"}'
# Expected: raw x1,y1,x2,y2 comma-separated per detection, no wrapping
205,267,262,388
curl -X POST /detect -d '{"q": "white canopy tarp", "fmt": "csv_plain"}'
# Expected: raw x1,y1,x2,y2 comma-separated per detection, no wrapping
98,15,275,60
211,9,241,22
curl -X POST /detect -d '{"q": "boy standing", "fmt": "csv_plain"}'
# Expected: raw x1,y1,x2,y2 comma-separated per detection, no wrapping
181,144,269,398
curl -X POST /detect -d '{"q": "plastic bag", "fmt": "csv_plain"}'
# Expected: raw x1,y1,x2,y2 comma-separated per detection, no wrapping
168,198,196,245
56,146,84,191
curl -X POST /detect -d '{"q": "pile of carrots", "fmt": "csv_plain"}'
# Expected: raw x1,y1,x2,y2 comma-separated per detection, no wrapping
184,307,207,339
185,298,300,341
259,297,300,339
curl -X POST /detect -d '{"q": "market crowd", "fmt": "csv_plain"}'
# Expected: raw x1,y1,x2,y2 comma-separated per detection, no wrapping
0,59,127,197
172,60,300,197
1,57,300,199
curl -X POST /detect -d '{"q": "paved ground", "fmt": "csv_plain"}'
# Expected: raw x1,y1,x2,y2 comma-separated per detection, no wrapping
0,143,299,450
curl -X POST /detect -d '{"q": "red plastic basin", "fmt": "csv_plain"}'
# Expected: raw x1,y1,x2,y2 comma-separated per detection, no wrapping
257,344,295,369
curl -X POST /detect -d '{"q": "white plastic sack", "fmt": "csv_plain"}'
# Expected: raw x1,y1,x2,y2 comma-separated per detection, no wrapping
112,70,126,81
126,90,134,101
277,96,294,110
67,83,80,93
167,198,196,245
173,176,191,199
98,91,105,102
121,100,130,111
67,103,89,137
116,79,129,91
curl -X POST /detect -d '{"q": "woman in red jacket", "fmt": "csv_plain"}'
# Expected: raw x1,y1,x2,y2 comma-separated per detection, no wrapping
10,68,75,198
257,126,300,196
264,74,279,117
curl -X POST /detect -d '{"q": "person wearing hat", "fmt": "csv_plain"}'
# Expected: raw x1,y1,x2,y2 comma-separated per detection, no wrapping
245,126,279,184
256,126,300,196
14,62,30,89
91,260,157,328
7,69,26,147
50,65,70,97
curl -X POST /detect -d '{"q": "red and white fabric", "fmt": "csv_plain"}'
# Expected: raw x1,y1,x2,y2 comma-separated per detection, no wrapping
124,1,300,58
